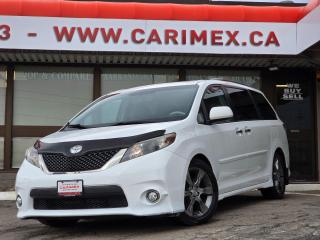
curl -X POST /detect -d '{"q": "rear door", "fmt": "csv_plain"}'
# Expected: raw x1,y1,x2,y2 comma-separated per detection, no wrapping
250,90,279,180
224,87,270,188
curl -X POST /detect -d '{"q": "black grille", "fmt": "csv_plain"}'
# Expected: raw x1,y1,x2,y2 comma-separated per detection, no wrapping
42,149,120,172
31,185,128,210
34,197,127,210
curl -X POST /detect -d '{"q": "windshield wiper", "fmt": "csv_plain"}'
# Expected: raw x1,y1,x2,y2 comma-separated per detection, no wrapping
65,123,88,129
110,120,155,126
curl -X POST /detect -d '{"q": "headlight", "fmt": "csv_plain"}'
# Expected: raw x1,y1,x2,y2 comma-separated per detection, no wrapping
25,147,41,168
121,133,176,162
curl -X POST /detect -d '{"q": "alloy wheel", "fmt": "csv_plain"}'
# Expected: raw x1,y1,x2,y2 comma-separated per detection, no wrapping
273,158,285,194
184,167,214,217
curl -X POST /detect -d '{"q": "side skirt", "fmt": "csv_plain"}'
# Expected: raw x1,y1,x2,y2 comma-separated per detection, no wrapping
218,179,273,201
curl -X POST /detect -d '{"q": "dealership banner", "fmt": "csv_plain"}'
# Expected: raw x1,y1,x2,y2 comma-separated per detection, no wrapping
210,0,309,3
0,16,297,55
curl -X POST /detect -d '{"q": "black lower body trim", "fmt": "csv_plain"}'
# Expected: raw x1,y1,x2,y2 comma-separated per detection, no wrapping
31,185,128,210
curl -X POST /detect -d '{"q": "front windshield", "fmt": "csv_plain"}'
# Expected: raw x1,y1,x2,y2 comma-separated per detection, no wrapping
67,84,199,129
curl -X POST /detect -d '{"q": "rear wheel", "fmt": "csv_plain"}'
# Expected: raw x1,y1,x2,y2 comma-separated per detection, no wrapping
38,218,79,227
261,153,286,199
177,160,218,225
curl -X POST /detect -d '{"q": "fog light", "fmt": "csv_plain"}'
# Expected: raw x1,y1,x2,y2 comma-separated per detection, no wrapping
16,195,22,208
146,190,160,203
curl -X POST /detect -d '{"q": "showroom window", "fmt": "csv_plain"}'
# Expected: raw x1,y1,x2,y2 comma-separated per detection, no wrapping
0,138,3,169
12,66,94,168
12,137,38,168
186,70,261,89
0,66,6,125
0,66,6,169
13,66,93,126
101,68,179,94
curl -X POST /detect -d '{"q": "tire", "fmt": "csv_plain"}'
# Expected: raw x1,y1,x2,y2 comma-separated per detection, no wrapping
261,153,286,199
38,218,79,227
177,159,218,225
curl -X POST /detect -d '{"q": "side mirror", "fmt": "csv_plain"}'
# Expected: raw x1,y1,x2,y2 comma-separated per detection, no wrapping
209,106,233,121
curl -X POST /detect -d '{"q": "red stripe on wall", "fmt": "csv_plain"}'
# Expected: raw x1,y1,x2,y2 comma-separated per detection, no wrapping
0,0,319,23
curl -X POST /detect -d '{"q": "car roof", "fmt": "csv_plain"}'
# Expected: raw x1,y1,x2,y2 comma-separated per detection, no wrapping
108,79,261,95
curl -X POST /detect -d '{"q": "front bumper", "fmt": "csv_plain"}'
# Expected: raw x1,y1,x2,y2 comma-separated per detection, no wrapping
15,149,187,219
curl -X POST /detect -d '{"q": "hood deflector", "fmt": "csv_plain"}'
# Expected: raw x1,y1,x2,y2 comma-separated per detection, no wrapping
35,130,165,157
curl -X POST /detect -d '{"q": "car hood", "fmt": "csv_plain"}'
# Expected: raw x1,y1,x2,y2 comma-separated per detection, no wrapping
41,121,183,144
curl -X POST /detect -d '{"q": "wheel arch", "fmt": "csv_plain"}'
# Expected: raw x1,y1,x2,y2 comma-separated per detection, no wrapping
191,154,212,169
190,153,218,186
274,147,289,185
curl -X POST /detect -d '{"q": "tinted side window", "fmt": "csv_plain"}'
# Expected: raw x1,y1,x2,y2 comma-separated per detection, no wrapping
250,91,277,120
226,87,258,121
200,85,228,121
204,85,227,109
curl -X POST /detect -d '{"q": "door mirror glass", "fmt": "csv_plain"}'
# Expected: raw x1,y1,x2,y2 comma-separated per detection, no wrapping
209,106,233,121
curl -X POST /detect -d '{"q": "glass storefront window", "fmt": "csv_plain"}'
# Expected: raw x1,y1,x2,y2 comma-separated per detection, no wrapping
0,66,5,169
12,137,39,168
0,66,6,125
186,70,261,89
0,137,3,169
101,68,179,94
13,66,93,126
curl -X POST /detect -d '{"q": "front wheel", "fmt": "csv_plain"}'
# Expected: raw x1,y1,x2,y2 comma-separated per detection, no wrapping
177,160,218,225
261,153,286,199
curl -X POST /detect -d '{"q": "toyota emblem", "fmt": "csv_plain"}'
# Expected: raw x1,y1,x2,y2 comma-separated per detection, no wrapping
70,145,83,154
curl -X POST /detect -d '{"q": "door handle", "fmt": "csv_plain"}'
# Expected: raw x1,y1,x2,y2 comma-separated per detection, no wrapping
244,127,251,134
235,128,243,135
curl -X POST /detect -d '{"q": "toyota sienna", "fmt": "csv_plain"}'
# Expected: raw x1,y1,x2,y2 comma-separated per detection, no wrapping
15,80,289,226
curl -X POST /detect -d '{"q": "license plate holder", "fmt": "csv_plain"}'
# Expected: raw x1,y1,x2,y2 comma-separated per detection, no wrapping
57,180,83,197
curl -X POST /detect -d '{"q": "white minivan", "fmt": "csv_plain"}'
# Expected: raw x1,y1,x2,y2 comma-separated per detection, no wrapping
15,80,289,226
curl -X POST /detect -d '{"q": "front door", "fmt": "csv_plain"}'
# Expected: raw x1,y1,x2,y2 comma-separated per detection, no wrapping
196,85,251,194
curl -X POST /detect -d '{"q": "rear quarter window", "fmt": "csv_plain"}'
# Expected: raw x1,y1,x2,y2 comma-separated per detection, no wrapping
250,91,277,120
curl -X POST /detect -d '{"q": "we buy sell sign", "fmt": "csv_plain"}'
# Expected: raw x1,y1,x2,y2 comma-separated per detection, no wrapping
0,16,297,55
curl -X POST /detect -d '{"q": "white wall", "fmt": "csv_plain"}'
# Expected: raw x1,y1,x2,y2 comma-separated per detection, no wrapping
297,6,320,53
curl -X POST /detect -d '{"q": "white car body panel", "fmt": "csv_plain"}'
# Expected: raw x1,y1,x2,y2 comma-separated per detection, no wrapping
15,80,289,219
